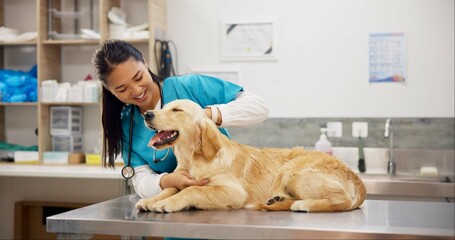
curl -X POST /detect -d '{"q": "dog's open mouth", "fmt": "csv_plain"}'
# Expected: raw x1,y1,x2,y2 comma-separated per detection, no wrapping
148,130,179,147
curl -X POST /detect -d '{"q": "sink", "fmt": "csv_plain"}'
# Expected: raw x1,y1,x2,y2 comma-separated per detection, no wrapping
330,148,455,199
358,173,455,199
333,148,454,177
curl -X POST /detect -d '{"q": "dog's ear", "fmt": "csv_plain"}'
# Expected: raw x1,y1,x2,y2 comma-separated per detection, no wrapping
196,119,221,161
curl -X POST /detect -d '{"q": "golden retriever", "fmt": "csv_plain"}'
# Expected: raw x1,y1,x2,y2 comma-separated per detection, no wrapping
135,99,366,213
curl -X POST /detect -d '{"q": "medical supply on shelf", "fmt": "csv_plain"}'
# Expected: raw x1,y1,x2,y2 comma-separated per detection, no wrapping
41,80,100,103
86,154,102,165
50,106,82,136
50,106,84,153
68,152,85,165
107,7,149,40
80,28,100,39
43,151,69,165
13,151,39,164
55,82,71,102
83,81,101,103
52,135,83,152
0,65,38,102
47,1,95,40
0,26,37,42
41,80,58,102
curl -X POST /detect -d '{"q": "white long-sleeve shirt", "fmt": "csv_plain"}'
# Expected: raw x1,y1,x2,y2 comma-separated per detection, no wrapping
131,91,269,198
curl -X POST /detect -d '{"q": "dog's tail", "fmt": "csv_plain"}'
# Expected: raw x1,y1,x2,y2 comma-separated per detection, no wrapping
250,199,296,211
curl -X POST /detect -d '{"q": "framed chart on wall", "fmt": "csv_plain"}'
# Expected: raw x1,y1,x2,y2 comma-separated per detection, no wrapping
220,18,278,61
369,32,406,83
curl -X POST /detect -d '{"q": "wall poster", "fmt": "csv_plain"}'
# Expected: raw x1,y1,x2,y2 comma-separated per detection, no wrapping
369,32,406,83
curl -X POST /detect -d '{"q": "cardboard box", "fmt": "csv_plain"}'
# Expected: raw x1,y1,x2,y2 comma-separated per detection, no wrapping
68,152,85,164
14,151,39,164
43,151,69,165
86,154,101,166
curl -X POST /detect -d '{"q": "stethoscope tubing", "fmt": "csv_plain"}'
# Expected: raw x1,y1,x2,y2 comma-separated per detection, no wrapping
121,105,136,179
121,76,169,179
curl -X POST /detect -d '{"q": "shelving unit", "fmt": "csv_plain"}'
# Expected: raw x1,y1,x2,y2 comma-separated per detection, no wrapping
1,0,167,164
0,0,39,144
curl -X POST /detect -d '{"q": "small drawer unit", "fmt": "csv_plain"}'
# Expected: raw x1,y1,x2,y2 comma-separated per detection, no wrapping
52,135,83,152
50,106,82,135
50,106,84,153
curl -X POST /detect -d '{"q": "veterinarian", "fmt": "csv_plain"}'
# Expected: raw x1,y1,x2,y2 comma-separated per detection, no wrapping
92,39,269,199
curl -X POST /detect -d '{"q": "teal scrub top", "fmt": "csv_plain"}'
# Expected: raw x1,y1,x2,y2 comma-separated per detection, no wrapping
121,74,243,173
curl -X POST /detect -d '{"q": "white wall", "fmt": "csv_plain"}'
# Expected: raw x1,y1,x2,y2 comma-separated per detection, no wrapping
166,0,454,118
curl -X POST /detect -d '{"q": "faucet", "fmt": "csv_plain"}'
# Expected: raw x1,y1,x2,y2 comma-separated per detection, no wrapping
384,118,396,174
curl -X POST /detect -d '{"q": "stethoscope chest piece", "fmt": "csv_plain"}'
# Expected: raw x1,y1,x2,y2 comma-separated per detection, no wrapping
121,165,135,179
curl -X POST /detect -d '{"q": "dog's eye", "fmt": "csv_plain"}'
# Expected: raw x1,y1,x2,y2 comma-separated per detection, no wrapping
172,108,182,112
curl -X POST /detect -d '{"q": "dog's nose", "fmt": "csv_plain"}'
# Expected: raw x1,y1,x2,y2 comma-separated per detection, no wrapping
144,111,155,120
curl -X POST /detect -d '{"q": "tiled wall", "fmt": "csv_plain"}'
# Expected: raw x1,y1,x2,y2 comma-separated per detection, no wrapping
227,118,455,150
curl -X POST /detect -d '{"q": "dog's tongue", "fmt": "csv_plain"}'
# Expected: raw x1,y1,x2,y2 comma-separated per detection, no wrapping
148,131,174,147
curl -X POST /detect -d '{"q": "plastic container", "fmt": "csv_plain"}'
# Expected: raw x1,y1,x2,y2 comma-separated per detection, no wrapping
52,135,83,152
315,128,333,155
41,80,58,102
43,151,69,164
50,106,82,135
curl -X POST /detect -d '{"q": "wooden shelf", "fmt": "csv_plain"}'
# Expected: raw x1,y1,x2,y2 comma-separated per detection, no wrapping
40,102,100,106
0,41,37,46
0,102,38,106
122,39,150,44
41,38,150,46
42,39,100,45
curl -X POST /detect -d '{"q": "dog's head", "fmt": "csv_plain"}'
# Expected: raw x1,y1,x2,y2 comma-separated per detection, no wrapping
143,99,209,150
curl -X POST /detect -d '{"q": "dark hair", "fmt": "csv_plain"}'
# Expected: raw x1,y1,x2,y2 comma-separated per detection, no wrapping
92,39,162,168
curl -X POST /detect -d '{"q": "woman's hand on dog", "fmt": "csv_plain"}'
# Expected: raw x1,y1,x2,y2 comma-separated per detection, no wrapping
160,170,209,190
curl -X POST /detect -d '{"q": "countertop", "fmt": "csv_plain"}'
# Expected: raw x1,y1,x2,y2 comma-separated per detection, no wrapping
0,164,121,179
47,194,455,239
1,164,453,199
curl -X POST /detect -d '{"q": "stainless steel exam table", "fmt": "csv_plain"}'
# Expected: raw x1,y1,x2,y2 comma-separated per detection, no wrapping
46,194,454,239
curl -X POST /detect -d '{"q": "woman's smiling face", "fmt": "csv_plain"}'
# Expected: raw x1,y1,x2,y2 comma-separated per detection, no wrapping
106,57,157,111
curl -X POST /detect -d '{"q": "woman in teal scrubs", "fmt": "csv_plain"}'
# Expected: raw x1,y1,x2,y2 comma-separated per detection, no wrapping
92,40,269,199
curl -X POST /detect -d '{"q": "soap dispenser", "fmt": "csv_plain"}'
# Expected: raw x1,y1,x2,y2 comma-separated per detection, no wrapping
315,128,333,155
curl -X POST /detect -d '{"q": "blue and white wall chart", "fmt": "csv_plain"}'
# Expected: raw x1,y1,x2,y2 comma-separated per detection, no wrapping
369,33,406,83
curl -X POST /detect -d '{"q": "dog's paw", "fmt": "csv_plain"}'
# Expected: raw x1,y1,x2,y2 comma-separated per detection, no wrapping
136,199,155,212
152,198,189,213
266,195,285,205
290,200,309,212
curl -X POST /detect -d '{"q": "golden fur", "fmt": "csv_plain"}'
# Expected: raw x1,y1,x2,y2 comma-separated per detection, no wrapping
136,100,366,213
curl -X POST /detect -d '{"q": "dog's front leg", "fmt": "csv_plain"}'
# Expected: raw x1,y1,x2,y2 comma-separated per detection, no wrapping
136,188,179,211
152,185,247,213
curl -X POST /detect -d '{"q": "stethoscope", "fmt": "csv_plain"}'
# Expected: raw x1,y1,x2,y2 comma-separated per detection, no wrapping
121,77,171,179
